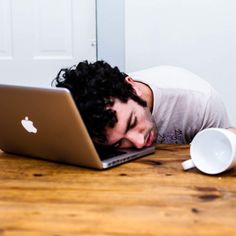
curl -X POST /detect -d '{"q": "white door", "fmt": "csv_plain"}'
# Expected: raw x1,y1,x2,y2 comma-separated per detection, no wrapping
0,0,96,86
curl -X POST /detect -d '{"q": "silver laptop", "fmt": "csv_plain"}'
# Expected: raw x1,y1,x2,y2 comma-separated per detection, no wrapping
0,84,155,169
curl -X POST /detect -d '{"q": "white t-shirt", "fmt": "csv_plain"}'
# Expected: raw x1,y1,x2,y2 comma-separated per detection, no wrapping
129,66,231,144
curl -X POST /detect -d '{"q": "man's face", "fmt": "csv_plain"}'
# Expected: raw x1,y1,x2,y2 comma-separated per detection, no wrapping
104,98,157,149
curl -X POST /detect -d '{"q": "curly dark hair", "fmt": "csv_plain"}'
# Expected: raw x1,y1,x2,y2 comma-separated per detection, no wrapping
52,60,147,144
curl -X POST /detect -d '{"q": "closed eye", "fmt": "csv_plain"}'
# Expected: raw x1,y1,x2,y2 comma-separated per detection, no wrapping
111,113,137,149
130,116,137,129
126,112,137,133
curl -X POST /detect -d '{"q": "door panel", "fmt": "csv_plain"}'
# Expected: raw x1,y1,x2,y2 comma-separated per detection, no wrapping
0,0,96,86
33,0,73,59
0,0,12,59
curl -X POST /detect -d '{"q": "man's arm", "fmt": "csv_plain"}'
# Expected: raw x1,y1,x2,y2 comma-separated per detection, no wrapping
228,128,236,135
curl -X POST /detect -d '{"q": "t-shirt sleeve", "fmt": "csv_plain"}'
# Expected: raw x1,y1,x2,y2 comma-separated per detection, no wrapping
201,89,231,129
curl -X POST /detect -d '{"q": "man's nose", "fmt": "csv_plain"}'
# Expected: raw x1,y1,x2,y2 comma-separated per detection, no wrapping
126,131,145,149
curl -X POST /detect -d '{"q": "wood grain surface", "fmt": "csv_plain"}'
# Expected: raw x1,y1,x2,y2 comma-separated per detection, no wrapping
0,144,236,236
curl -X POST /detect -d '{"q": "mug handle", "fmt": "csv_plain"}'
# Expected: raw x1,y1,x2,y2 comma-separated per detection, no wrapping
182,159,195,170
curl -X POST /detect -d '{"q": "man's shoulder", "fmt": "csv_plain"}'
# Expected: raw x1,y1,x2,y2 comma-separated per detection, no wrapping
129,65,212,94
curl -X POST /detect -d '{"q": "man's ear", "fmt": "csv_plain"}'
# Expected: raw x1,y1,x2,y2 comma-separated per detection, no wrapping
125,76,142,96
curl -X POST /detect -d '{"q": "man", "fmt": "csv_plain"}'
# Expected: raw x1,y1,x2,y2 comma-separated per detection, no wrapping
53,60,235,148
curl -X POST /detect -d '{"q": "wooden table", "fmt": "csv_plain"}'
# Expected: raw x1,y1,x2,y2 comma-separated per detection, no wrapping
0,144,236,236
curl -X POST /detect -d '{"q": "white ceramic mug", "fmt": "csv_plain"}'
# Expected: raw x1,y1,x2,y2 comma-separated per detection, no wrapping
182,128,236,175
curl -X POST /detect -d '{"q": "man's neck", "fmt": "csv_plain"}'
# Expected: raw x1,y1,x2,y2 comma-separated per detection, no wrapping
133,81,154,112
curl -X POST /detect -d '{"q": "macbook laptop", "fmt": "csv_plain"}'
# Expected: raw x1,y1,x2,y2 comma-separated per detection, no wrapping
0,84,155,169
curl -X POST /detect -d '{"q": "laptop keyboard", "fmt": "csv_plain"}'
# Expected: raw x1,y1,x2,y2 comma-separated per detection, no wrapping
95,145,127,160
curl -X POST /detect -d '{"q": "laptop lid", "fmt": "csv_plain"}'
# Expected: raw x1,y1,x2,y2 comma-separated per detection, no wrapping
0,84,155,169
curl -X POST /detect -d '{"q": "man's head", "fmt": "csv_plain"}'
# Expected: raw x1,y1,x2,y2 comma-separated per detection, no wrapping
53,60,157,148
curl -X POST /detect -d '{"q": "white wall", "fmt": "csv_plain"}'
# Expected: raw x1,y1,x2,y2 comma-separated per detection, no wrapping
124,0,236,125
96,0,125,70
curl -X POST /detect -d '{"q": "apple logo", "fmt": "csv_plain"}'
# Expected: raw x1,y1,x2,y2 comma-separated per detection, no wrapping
21,116,38,134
